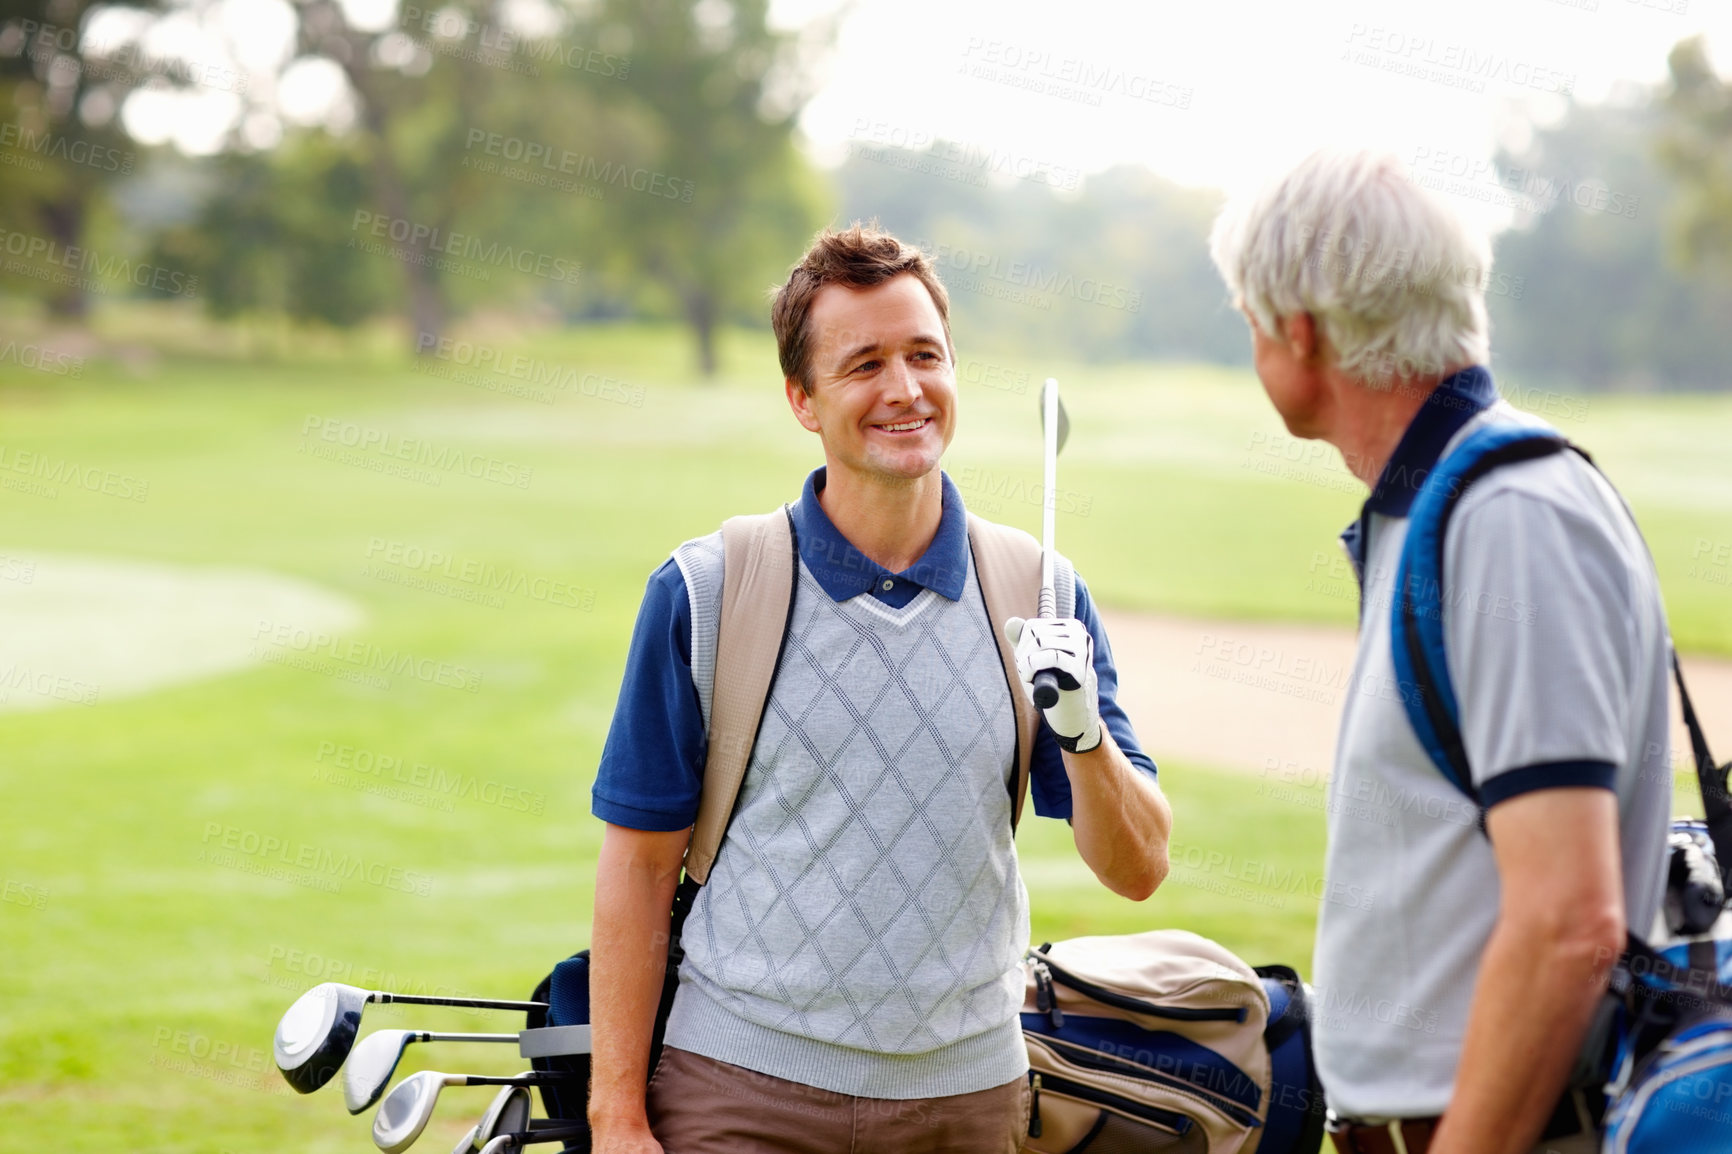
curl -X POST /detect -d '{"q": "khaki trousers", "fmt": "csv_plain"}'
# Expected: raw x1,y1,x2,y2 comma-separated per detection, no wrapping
645,1046,1030,1154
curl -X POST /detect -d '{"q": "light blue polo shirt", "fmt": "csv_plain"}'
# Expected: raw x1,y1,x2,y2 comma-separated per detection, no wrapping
591,467,1157,832
1312,367,1672,1119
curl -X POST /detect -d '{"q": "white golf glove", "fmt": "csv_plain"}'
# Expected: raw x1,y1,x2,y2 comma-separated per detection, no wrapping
1003,616,1101,753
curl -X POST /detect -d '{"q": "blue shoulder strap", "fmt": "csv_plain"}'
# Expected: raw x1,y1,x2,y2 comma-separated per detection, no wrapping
1390,424,1571,801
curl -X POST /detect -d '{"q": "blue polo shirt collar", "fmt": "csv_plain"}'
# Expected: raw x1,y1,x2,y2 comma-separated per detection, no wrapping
1362,365,1499,518
790,468,970,604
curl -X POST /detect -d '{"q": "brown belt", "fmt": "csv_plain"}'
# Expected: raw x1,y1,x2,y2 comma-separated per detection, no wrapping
1328,1117,1439,1154
1327,1090,1596,1154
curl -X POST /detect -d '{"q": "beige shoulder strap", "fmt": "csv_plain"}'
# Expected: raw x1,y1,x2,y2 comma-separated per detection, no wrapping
965,513,1043,832
683,508,796,884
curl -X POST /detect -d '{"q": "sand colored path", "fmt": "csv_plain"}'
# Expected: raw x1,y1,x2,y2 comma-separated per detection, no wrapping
1099,608,1732,780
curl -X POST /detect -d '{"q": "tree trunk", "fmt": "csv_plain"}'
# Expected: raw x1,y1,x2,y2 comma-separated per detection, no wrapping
40,196,87,320
685,288,717,378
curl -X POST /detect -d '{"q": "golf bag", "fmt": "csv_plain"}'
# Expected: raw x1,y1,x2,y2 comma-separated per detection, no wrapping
1021,930,1323,1154
1391,423,1732,1151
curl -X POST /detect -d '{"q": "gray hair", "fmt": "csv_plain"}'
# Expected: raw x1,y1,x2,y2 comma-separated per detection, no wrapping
1208,148,1492,383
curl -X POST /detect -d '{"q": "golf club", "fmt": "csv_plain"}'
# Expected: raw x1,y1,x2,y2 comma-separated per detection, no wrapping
345,1028,523,1114
274,981,546,1095
450,1124,480,1154
373,1069,561,1154
1033,377,1072,709
468,1085,532,1149
475,1125,594,1154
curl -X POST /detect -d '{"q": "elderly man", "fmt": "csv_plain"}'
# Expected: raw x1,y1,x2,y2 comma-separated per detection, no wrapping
587,224,1171,1154
1208,149,1672,1154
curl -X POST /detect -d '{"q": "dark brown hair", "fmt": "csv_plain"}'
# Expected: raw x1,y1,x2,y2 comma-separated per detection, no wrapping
771,223,953,394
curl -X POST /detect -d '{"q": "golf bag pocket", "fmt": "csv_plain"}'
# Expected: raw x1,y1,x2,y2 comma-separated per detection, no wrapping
1602,1010,1732,1153
1020,930,1323,1154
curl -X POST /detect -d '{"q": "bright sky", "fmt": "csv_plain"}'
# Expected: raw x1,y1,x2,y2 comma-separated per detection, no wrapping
90,0,1732,232
783,0,1732,228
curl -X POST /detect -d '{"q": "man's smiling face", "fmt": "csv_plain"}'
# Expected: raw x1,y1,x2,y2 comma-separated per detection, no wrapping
786,273,957,487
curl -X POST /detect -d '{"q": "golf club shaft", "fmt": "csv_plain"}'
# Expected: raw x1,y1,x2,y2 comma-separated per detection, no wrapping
416,1033,520,1044
1033,377,1062,709
375,993,547,1013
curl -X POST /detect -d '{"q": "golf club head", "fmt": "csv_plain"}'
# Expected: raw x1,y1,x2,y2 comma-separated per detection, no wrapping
275,982,368,1094
374,1069,446,1154
450,1124,480,1154
346,1029,418,1114
473,1086,532,1148
1040,379,1070,454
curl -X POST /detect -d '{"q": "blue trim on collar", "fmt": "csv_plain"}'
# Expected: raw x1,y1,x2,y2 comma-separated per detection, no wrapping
1363,366,1499,518
790,468,970,604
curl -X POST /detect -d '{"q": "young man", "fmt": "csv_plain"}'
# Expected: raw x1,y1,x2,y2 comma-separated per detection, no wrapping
588,225,1172,1154
1208,149,1672,1154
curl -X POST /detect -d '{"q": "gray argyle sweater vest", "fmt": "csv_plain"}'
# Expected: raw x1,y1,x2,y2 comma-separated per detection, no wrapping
661,530,1032,1098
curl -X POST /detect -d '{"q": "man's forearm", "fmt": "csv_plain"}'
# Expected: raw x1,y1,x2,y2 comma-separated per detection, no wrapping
589,826,687,1133
1428,910,1619,1154
1064,729,1171,901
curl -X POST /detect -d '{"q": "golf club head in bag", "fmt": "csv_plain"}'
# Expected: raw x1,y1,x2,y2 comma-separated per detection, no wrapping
274,982,546,1095
345,1028,521,1114
373,1069,558,1154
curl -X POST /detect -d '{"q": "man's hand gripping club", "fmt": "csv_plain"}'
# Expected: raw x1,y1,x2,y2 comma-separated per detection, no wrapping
1004,616,1100,753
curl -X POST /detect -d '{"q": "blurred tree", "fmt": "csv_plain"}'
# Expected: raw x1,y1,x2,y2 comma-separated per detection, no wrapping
0,0,155,316
1488,91,1732,391
587,0,833,375
836,143,1244,365
1657,36,1732,272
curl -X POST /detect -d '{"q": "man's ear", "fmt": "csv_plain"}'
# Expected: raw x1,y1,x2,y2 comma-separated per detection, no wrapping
1282,312,1320,364
786,376,821,433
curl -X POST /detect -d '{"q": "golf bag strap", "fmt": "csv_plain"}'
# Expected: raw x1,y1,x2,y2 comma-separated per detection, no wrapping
966,513,1045,833
683,507,798,885
1673,651,1732,888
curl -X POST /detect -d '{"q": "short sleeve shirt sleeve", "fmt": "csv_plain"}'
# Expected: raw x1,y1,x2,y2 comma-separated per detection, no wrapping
1445,489,1631,807
1028,574,1160,819
589,560,708,831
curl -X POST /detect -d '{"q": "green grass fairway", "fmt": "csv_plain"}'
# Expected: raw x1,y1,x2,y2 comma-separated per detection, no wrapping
2,312,1727,1151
